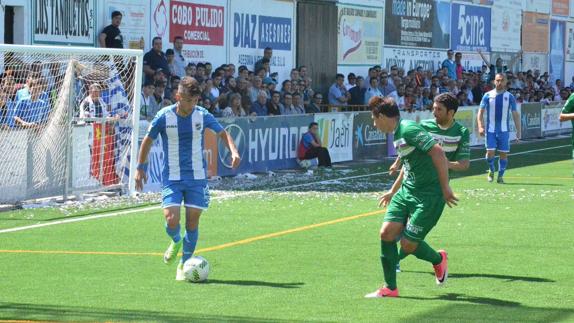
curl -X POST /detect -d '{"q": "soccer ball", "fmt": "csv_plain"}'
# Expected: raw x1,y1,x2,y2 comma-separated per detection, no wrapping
183,256,210,282
298,159,311,168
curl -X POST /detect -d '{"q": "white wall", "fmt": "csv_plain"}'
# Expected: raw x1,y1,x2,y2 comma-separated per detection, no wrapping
1,0,31,44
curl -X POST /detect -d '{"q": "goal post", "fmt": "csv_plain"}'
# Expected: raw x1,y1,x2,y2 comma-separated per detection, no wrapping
0,44,143,204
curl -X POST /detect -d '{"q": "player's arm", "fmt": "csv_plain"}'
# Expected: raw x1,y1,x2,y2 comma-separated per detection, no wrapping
389,156,402,176
450,128,470,171
510,95,521,140
98,33,107,47
379,167,404,208
477,104,486,136
508,50,523,70
559,112,574,121
135,136,153,191
428,144,458,207
219,130,241,168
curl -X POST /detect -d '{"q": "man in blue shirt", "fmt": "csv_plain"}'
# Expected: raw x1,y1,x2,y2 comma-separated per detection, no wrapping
477,73,521,183
442,50,456,80
11,78,50,128
250,90,269,116
135,76,240,280
297,122,331,167
328,74,350,106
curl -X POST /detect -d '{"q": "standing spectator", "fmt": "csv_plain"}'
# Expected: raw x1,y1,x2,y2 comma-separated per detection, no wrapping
172,36,186,78
455,52,464,80
205,63,213,79
306,92,323,113
250,90,269,116
255,47,273,73
442,49,456,80
299,66,308,80
346,73,357,90
478,49,522,83
364,77,383,105
552,79,563,97
349,76,366,105
328,74,350,106
99,11,123,48
569,76,574,89
267,91,283,116
299,79,314,105
12,78,50,128
166,49,177,79
143,37,170,83
79,83,110,119
290,68,300,81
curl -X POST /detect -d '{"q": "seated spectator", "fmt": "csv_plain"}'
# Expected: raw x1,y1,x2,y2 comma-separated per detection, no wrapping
346,73,357,90
140,80,161,120
291,92,306,114
263,77,277,98
267,91,283,116
349,76,366,105
11,78,50,128
143,37,170,83
203,97,221,117
153,81,170,108
280,79,294,99
250,76,264,103
297,122,332,167
0,74,17,127
79,83,111,119
185,63,196,77
250,90,269,116
222,93,247,118
281,93,298,115
290,68,300,82
306,92,323,113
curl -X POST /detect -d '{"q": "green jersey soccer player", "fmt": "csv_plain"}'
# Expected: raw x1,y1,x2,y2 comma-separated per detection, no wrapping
365,96,458,298
560,93,574,175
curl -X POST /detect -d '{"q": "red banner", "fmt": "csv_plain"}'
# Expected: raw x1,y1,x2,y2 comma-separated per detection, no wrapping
91,123,119,186
169,1,225,46
552,0,569,16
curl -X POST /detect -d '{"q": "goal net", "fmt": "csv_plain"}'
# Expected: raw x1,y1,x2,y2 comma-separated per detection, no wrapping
0,45,143,204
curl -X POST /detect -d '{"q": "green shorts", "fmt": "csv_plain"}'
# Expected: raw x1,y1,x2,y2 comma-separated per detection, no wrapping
384,187,446,242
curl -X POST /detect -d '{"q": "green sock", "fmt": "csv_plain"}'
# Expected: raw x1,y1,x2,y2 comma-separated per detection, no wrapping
380,241,398,290
413,241,442,265
398,248,409,260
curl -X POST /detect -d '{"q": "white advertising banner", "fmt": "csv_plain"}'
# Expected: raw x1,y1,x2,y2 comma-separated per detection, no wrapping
383,47,447,72
566,21,574,61
228,0,294,81
150,0,228,66
314,113,355,163
32,0,96,46
460,52,488,72
105,0,149,50
337,4,384,66
491,0,522,52
522,53,549,74
542,103,573,135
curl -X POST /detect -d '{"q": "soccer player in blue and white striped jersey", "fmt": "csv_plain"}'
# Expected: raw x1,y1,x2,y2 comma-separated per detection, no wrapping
135,76,240,280
477,73,521,184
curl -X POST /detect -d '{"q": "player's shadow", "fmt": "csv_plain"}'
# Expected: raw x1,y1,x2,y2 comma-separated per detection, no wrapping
401,292,521,307
404,270,555,283
204,279,304,289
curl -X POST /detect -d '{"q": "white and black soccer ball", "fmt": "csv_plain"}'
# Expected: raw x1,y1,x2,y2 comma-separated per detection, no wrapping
298,159,312,168
183,256,210,282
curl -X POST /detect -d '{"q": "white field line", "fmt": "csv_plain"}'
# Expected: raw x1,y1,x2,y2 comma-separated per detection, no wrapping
0,144,570,235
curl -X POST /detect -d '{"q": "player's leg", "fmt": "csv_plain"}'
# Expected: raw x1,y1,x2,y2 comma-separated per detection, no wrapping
400,194,448,285
181,182,209,264
365,189,408,298
485,132,497,182
162,183,184,265
497,132,510,183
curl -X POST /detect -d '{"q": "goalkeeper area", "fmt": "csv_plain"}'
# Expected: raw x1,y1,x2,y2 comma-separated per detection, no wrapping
0,138,572,322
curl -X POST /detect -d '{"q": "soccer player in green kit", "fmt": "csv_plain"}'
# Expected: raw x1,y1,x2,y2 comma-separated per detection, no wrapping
365,96,458,298
386,93,470,272
560,93,574,176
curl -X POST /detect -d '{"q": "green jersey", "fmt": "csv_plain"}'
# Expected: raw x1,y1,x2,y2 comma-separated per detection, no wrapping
393,119,439,193
562,94,574,147
420,119,470,162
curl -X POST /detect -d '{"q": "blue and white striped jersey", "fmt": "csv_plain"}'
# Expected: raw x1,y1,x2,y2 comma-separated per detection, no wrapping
146,104,224,184
480,90,517,133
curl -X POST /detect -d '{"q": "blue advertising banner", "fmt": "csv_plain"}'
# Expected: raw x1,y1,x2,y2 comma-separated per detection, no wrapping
550,20,566,82
353,112,387,159
217,115,314,176
451,3,491,52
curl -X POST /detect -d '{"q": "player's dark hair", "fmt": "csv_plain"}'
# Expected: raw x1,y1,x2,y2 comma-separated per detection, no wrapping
178,77,201,97
369,96,400,118
309,122,318,129
434,93,459,113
